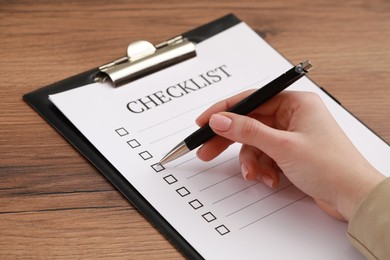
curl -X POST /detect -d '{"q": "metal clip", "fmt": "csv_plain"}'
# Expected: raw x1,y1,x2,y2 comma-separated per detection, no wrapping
95,36,196,87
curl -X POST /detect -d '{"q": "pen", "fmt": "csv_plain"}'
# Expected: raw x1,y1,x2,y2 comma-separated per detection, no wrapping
159,60,313,165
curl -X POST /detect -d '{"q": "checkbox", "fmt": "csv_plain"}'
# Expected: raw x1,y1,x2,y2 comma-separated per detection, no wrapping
151,163,164,172
202,212,217,223
163,175,177,185
115,127,129,136
176,187,190,197
127,139,140,148
215,225,230,236
189,199,203,210
139,151,153,160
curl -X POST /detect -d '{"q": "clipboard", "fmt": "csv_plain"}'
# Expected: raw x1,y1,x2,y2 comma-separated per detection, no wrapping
23,14,389,259
23,14,241,259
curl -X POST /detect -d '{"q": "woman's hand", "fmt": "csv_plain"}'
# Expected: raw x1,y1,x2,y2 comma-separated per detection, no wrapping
196,90,385,221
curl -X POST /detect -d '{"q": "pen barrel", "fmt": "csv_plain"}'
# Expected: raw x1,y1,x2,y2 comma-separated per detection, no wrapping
185,65,306,151
228,67,304,115
185,124,215,150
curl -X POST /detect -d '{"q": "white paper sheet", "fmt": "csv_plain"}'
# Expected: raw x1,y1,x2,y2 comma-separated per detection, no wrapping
49,22,390,259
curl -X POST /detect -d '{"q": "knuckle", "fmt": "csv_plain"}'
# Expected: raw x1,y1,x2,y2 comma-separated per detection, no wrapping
274,133,301,155
300,92,322,105
275,134,293,147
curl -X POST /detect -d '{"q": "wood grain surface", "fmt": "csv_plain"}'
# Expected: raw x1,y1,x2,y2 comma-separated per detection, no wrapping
1,0,389,259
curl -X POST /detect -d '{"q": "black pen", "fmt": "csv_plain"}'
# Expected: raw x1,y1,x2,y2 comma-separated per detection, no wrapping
159,60,313,165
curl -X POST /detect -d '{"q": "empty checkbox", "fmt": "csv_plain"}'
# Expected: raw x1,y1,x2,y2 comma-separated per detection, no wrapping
139,151,152,160
215,225,230,236
189,199,203,210
202,212,217,223
176,187,190,197
151,163,164,172
127,139,140,148
115,127,129,136
163,175,177,185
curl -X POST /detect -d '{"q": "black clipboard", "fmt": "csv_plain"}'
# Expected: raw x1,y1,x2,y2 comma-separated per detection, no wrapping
23,14,241,260
23,13,389,259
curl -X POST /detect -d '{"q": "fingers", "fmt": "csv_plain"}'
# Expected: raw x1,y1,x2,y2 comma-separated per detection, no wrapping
195,90,318,189
198,112,282,188
239,144,280,188
194,90,301,163
239,144,262,181
208,112,291,161
257,153,280,188
196,136,234,161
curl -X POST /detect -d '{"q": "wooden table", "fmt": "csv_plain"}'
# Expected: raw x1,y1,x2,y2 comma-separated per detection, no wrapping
1,0,389,258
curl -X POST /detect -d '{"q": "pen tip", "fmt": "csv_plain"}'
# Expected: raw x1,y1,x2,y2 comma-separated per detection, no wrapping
159,141,190,165
158,158,167,166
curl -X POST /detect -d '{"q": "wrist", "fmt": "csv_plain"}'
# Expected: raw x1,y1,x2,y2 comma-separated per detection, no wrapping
337,165,385,221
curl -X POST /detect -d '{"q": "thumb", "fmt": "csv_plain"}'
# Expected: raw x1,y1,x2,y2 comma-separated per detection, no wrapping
209,112,291,160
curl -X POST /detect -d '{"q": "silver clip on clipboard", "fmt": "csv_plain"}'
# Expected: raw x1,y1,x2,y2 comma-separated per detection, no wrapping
95,36,196,87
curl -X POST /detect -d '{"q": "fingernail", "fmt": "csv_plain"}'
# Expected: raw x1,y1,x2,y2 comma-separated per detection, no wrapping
195,117,201,126
209,114,232,132
196,146,202,157
262,175,274,188
241,164,250,180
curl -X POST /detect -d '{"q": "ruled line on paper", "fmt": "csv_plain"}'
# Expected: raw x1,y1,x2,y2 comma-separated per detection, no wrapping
238,195,307,230
212,182,260,204
174,156,197,167
199,172,241,192
225,184,293,217
137,105,205,133
150,124,194,144
187,156,237,180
